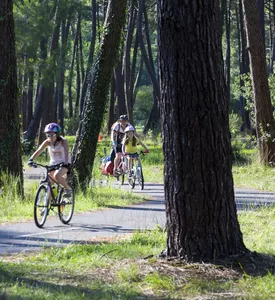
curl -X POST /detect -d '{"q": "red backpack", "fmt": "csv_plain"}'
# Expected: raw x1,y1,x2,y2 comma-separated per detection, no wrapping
104,161,114,175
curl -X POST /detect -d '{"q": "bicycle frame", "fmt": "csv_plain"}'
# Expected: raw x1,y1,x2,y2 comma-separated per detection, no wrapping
34,163,62,204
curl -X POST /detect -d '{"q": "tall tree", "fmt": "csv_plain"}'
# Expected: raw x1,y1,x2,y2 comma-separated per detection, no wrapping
0,0,23,191
157,0,247,260
72,0,127,187
242,0,275,165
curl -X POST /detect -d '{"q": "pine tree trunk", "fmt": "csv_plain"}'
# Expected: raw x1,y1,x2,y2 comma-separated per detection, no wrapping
242,0,275,165
0,0,23,192
72,0,127,187
157,0,247,261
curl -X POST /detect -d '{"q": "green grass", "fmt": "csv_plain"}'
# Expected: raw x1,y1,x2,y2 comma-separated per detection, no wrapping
233,161,275,191
2,210,275,299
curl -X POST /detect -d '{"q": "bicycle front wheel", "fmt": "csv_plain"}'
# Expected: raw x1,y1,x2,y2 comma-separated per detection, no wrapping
117,173,125,185
128,168,136,189
136,166,144,190
34,185,49,228
58,189,75,224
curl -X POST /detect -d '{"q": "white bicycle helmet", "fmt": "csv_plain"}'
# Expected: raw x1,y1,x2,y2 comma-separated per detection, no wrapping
124,125,135,133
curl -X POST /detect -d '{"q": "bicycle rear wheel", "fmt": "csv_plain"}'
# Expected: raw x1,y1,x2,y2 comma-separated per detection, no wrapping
128,168,136,189
117,173,125,185
136,166,144,190
58,189,75,224
34,185,49,228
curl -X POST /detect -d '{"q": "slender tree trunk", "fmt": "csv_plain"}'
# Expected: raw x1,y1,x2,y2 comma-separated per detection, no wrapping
79,0,97,117
239,0,251,132
27,67,34,128
138,0,160,134
242,0,275,165
114,59,127,115
157,0,247,261
25,36,48,142
72,0,127,187
21,56,28,132
225,0,231,100
123,0,137,122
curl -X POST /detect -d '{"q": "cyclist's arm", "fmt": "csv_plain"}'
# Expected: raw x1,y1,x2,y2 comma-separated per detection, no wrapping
122,141,126,154
30,140,49,160
138,140,148,152
111,130,118,144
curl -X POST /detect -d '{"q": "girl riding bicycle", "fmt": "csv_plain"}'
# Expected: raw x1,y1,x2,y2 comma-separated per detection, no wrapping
122,126,149,176
28,123,72,196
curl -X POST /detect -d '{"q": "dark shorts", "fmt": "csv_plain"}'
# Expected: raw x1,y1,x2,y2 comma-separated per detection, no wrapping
49,163,71,175
110,144,122,163
126,152,138,158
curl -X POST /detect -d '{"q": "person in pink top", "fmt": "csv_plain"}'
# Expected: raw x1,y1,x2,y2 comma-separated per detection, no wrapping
28,123,72,196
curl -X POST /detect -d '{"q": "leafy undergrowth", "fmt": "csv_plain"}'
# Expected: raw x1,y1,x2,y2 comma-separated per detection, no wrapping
2,209,275,300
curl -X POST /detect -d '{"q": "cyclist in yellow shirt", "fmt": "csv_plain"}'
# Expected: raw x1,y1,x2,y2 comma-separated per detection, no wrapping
122,126,149,176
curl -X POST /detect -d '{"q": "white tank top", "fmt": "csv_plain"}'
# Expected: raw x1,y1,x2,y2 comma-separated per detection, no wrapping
48,141,71,165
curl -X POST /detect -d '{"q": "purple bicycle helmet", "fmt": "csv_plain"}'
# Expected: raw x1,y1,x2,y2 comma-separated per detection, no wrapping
44,123,61,134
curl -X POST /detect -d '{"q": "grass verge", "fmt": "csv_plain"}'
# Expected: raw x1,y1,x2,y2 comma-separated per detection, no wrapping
2,208,275,299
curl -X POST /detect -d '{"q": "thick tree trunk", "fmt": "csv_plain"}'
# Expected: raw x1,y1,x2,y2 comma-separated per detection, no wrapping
242,0,275,165
0,0,23,190
72,0,127,187
256,0,265,53
157,0,247,261
107,73,116,134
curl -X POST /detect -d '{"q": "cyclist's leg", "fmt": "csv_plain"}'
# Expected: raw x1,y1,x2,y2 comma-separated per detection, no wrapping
53,167,71,190
114,146,122,174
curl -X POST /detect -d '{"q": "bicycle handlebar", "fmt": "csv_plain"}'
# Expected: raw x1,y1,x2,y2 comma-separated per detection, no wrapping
30,162,60,172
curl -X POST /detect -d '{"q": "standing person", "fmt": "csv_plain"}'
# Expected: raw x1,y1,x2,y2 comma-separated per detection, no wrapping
28,123,72,196
111,114,135,176
122,126,149,176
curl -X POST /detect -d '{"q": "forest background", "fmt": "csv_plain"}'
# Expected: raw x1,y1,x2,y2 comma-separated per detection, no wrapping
13,0,261,154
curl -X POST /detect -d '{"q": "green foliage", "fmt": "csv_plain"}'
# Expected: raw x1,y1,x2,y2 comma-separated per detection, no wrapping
64,117,79,136
229,113,253,163
21,138,35,155
133,85,153,126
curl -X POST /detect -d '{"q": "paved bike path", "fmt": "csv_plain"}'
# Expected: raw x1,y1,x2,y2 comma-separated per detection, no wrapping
1,176,275,255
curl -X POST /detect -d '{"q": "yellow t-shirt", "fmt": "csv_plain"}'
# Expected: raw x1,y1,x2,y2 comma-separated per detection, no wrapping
125,139,139,154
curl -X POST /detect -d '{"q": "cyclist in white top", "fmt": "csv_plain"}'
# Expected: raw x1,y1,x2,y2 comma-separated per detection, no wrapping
111,114,136,176
28,123,72,196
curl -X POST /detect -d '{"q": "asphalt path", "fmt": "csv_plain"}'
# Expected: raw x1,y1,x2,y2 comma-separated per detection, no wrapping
0,169,275,256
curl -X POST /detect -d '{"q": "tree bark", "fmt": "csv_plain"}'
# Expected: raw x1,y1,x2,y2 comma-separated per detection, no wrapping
242,0,275,165
0,0,23,191
157,0,247,261
72,0,127,187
